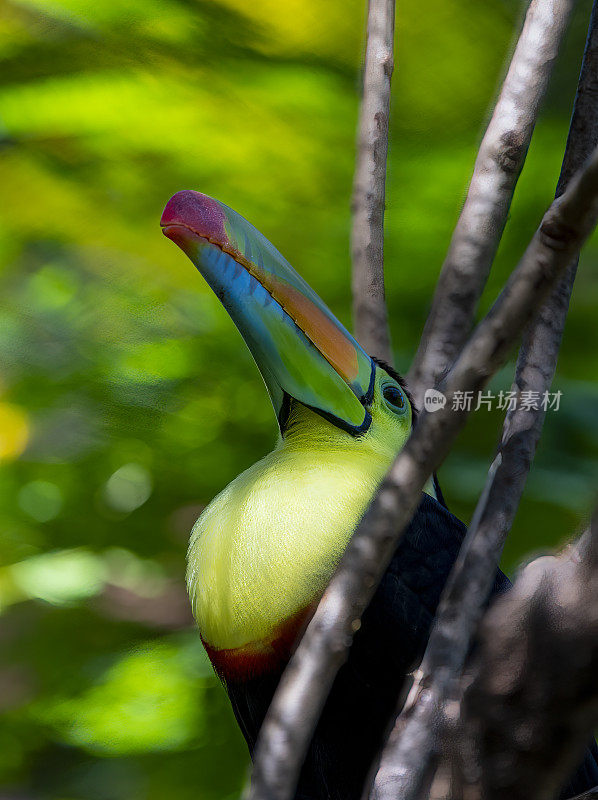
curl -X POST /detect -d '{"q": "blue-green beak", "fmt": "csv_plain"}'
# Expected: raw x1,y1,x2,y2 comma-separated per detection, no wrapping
161,190,375,435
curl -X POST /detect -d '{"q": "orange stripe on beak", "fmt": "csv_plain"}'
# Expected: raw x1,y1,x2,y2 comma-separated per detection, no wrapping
219,244,360,384
161,190,375,435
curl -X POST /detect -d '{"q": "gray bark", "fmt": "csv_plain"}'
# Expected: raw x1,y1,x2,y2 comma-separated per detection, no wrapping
351,0,395,364
408,0,575,409
246,146,598,800
371,7,598,796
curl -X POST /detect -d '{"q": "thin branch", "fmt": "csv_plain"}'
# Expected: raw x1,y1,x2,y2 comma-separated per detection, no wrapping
456,511,598,800
245,147,598,800
568,789,598,800
579,504,598,571
371,7,598,797
408,0,575,408
351,0,395,364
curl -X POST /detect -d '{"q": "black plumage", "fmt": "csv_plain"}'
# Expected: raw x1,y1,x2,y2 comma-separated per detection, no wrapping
224,493,598,800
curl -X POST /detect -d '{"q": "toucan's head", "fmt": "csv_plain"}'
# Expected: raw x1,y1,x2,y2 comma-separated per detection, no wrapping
160,191,413,461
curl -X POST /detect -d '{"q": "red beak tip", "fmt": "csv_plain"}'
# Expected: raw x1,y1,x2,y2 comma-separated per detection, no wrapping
160,190,227,244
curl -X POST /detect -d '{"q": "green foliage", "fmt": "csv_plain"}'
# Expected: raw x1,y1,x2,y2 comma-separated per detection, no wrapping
37,637,211,755
1,0,598,797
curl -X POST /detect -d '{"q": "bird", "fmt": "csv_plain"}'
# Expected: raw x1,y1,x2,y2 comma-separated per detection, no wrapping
160,189,598,800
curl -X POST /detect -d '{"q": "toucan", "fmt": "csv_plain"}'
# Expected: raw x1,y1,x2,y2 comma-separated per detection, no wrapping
160,190,598,800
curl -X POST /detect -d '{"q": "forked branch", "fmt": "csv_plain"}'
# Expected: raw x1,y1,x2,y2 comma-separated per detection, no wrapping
371,6,598,796
246,146,598,800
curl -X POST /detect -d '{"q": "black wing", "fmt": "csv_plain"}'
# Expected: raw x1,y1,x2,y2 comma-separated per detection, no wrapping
225,493,596,800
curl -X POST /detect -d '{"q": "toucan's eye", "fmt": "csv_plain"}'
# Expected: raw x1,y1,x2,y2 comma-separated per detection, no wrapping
382,384,406,412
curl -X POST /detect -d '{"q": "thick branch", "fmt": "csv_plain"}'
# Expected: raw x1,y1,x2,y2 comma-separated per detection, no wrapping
456,511,598,800
371,7,598,796
246,148,598,800
408,0,575,408
351,0,395,363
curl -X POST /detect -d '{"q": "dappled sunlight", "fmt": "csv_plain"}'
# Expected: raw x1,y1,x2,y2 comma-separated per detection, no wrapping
36,638,212,754
0,402,29,460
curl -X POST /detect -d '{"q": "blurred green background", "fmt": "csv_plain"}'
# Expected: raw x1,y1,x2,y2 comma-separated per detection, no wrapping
1,0,598,797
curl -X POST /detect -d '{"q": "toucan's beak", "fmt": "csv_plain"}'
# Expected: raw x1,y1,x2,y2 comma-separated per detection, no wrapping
160,190,375,435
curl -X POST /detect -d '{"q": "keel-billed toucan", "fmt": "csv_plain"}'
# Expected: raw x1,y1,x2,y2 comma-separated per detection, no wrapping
161,190,598,800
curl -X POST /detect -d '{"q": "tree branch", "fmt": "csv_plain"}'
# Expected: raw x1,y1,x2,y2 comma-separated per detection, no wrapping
408,0,575,408
371,7,598,796
245,146,598,800
569,790,598,800
351,0,395,364
455,509,598,800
